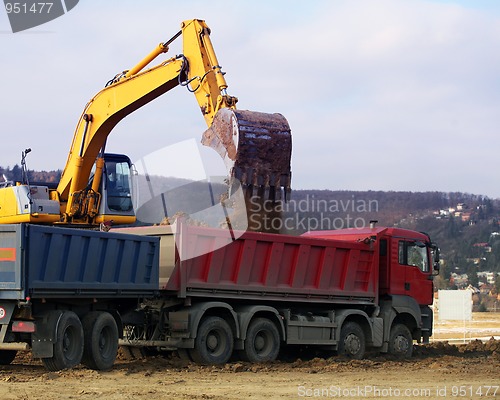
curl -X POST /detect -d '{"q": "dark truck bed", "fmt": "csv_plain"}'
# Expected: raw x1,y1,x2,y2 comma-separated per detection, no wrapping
0,224,160,300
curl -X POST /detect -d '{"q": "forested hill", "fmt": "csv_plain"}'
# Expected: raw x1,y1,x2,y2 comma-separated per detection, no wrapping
1,164,493,220
284,189,495,228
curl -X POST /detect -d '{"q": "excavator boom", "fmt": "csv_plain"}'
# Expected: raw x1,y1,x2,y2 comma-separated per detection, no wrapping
0,19,292,226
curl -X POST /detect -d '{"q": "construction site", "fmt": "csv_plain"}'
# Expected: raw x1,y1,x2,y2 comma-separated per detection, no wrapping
0,313,499,400
1,3,500,400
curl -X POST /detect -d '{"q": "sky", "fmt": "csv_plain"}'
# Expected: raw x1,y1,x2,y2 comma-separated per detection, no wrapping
1,0,500,198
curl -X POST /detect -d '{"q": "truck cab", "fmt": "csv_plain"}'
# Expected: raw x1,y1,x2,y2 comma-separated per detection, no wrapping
303,225,438,347
381,228,435,305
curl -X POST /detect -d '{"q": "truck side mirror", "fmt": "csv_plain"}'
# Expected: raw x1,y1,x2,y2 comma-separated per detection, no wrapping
431,243,440,275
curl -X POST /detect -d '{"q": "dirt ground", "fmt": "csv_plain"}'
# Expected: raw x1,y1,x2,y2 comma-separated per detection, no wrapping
1,313,499,400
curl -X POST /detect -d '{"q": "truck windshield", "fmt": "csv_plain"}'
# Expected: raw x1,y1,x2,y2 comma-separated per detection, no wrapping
399,241,430,272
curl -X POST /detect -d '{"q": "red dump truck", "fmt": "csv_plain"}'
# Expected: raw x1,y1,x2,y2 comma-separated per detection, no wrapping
116,221,438,364
0,221,438,370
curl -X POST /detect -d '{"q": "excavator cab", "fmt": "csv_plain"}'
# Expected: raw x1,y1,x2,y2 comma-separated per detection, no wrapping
53,153,136,227
93,154,136,226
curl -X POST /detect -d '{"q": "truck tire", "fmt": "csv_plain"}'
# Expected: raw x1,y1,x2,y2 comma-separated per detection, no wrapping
82,312,119,370
189,316,233,365
42,311,84,371
338,321,365,360
388,324,413,358
240,318,280,362
0,350,17,365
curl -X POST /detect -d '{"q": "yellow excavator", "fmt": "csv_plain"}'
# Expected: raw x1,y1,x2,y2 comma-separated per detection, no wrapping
0,19,292,227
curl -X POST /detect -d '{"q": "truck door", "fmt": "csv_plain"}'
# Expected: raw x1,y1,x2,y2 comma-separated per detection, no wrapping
398,240,433,305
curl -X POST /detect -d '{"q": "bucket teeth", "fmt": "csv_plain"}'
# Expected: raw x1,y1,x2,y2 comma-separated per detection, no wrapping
202,108,292,201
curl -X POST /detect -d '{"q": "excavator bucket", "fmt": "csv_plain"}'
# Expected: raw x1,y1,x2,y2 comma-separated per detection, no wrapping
202,109,292,201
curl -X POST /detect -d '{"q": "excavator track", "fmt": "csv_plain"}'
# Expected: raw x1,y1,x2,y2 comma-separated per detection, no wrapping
202,109,292,201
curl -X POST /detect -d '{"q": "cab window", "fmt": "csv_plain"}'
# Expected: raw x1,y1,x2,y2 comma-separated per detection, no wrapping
105,160,133,212
398,241,429,272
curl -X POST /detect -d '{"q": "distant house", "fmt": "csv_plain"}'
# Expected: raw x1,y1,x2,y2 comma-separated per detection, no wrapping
477,271,499,285
465,284,480,294
473,242,492,252
461,212,472,222
438,209,450,218
478,283,498,297
450,273,469,289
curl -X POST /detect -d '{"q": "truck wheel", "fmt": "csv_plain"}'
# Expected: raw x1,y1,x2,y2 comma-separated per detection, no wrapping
240,318,280,362
388,324,413,358
42,311,84,371
0,350,17,365
338,321,365,359
189,316,233,365
82,311,119,370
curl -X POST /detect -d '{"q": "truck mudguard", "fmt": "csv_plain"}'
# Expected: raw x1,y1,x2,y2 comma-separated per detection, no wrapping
31,310,64,358
179,301,240,340
333,309,373,343
379,295,422,345
232,305,285,350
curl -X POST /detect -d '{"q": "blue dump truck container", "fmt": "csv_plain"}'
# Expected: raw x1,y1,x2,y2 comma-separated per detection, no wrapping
0,224,159,299
0,223,160,371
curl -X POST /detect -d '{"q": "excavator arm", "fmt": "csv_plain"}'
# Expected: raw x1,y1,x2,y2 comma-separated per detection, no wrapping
56,19,291,225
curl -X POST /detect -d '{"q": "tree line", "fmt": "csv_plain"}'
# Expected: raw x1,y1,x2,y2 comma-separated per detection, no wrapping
0,165,61,184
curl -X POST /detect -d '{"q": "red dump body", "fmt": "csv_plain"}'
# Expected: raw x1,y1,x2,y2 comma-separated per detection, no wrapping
164,224,380,305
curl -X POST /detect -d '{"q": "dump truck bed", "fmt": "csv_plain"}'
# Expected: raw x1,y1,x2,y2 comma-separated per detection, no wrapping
0,224,159,300
115,223,379,305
